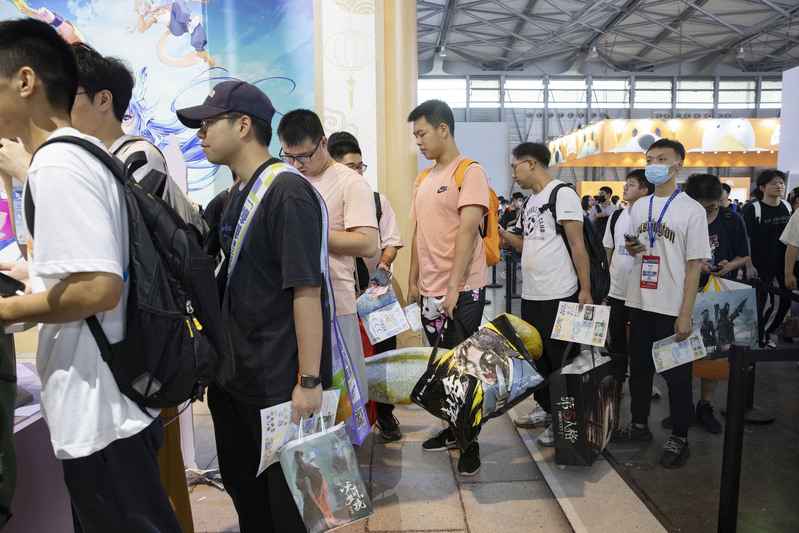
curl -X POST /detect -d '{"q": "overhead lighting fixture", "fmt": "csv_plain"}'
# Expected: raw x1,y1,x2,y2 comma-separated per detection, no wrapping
736,47,744,59
590,46,598,58
438,45,447,58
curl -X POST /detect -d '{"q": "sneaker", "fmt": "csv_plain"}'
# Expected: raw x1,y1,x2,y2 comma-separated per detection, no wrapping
376,414,403,442
661,416,672,429
696,400,722,434
611,422,654,441
762,335,777,349
537,424,555,447
660,437,690,468
457,442,481,476
513,406,552,429
422,427,458,452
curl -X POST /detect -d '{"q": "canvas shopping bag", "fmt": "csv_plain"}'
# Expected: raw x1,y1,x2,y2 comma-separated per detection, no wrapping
549,348,627,466
692,275,757,379
411,314,545,452
328,318,371,446
280,420,373,533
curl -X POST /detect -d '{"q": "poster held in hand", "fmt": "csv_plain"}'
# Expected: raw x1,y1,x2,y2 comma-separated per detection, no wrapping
551,302,611,347
652,326,707,373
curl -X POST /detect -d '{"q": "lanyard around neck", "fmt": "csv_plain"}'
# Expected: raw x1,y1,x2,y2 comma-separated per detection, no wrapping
648,188,681,251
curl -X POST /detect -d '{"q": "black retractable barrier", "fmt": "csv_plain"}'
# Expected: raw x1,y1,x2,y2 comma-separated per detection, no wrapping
504,249,522,314
717,277,799,532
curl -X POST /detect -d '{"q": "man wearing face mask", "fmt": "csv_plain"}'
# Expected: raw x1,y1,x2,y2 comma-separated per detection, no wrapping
610,139,710,469
500,192,525,228
589,186,618,237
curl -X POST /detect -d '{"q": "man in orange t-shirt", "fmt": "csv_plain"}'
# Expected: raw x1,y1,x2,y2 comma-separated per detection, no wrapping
407,99,489,477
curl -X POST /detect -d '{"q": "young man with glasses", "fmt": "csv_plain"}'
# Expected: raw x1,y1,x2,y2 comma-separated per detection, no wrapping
498,142,591,448
277,110,378,412
177,81,331,532
327,131,406,442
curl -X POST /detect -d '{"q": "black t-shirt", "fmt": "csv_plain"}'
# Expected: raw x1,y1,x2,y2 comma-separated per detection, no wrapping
700,207,750,288
202,187,230,228
742,200,791,276
218,159,332,404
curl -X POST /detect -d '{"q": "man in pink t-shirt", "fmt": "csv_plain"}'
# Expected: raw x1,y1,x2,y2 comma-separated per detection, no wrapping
407,99,489,476
277,110,378,408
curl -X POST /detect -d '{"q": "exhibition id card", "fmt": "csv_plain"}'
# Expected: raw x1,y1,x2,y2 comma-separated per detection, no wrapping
640,255,660,289
652,327,707,373
551,302,611,347
257,389,340,475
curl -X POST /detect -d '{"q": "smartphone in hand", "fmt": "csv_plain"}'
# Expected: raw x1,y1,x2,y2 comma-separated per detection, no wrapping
0,272,24,298
623,234,642,246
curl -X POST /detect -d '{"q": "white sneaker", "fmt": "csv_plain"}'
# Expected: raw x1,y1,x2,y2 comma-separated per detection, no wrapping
537,424,555,447
514,406,552,428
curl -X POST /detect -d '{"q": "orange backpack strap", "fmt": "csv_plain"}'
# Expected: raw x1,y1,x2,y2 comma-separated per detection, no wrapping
454,159,477,189
418,167,433,184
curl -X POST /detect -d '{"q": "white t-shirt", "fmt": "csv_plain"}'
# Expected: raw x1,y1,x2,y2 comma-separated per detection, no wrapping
26,128,154,460
516,180,584,300
624,192,711,317
603,208,634,300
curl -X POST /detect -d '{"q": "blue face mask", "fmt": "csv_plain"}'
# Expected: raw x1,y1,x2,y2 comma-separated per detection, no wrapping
645,164,673,185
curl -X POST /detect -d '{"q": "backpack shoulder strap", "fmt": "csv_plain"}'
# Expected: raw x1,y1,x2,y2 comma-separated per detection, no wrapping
753,200,761,223
418,167,433,185
609,208,623,245
373,192,382,224
453,159,477,190
782,199,793,214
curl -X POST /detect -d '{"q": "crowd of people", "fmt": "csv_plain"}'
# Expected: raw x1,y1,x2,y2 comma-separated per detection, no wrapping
0,18,795,533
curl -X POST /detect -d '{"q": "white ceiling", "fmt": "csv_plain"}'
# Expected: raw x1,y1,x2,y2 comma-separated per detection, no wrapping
418,0,799,76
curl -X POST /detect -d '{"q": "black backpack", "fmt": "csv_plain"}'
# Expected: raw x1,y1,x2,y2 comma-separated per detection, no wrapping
355,192,382,291
27,136,224,411
541,183,611,304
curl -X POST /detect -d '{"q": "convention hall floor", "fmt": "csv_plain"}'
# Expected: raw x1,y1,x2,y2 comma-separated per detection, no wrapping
13,272,798,532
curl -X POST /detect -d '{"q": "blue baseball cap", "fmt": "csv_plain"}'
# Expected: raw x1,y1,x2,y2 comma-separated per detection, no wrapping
176,80,276,128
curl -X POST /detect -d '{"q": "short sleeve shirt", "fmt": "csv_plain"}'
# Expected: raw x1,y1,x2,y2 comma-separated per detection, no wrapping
26,128,154,459
218,160,332,404
516,180,583,300
362,193,404,275
624,192,711,317
603,207,634,300
742,200,791,276
409,155,489,296
306,163,378,315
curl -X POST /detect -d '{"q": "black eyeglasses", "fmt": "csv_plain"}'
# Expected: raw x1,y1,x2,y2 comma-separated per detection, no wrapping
280,138,322,164
345,162,368,172
200,114,241,131
510,159,532,173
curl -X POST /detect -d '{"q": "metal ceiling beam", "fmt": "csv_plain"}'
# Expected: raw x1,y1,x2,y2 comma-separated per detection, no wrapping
456,6,541,48
435,0,459,55
496,0,540,61
631,0,710,59
449,28,526,57
573,0,648,60
679,0,745,35
757,0,791,18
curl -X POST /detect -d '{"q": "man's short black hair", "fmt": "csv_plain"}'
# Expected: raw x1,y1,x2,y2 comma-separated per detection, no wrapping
277,109,324,146
0,18,78,115
599,186,613,196
647,138,686,161
512,192,524,200
511,142,551,167
249,115,273,147
328,140,361,161
683,173,723,202
751,187,764,201
756,169,787,189
407,99,455,136
328,131,359,148
627,168,655,195
71,43,134,122
721,183,731,194
611,195,620,204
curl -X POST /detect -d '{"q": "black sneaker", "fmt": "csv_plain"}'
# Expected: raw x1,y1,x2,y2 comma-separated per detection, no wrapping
611,422,653,441
376,414,403,442
422,427,458,451
696,400,722,433
660,437,690,468
457,442,481,476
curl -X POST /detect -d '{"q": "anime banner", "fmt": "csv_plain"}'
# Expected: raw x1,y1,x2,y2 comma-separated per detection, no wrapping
0,0,313,209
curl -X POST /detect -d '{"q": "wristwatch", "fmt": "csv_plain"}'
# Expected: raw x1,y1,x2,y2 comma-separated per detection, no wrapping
298,374,321,389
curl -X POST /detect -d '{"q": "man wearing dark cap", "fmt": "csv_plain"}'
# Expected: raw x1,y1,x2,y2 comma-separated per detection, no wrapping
177,80,332,532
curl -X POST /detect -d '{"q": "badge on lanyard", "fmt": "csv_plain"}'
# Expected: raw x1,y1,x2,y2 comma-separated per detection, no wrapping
641,188,680,290
640,255,660,289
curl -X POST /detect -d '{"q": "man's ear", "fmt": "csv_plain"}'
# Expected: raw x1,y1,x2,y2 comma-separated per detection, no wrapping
438,122,449,138
17,67,36,99
97,90,114,112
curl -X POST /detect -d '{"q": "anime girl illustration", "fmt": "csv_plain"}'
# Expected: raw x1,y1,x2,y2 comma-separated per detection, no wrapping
128,0,214,68
9,0,87,43
294,449,337,533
